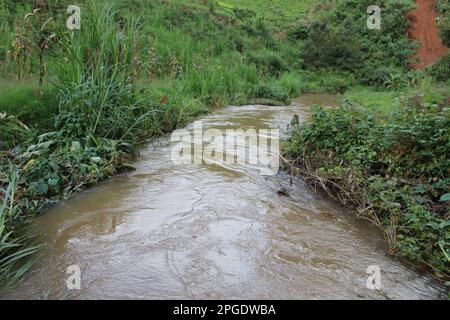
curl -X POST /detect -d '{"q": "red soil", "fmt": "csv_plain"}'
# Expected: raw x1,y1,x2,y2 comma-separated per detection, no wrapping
407,0,449,69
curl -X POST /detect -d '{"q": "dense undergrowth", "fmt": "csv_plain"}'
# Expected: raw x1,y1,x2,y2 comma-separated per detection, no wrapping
285,94,450,281
283,0,449,288
0,0,449,291
437,0,450,47
0,0,345,289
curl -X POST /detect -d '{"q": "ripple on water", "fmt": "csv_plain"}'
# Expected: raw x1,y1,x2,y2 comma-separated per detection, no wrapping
1,95,445,300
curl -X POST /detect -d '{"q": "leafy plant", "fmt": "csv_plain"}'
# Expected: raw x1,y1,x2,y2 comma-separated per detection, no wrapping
285,98,450,280
23,6,55,86
0,167,40,289
428,54,450,82
301,0,416,87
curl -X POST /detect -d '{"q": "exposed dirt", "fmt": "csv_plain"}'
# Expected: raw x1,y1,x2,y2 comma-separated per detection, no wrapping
407,0,449,69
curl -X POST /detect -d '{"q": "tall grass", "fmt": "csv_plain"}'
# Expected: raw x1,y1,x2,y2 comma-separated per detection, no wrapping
53,0,153,141
0,167,40,289
55,1,139,85
0,0,353,288
0,81,58,129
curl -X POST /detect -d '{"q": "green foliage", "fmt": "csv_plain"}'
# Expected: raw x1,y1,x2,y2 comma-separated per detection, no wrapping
251,82,289,103
285,98,450,280
343,86,401,115
0,0,448,290
218,0,316,26
0,167,40,289
0,113,32,150
301,0,416,87
436,0,450,47
280,70,355,94
302,22,363,72
247,50,289,76
0,0,313,287
429,54,450,82
0,82,58,130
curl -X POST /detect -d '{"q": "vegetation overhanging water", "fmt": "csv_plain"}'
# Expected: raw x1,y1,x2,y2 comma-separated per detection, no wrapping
0,0,449,296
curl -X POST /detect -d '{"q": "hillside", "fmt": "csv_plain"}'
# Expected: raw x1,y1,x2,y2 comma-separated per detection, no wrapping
408,0,449,68
217,0,315,24
0,0,449,292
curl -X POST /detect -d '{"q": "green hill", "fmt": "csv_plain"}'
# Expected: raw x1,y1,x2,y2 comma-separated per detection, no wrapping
216,0,316,25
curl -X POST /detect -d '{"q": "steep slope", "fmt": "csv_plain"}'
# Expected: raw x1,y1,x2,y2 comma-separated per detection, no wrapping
408,0,449,69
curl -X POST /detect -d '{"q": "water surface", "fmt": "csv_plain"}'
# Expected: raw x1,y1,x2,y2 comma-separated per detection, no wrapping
1,94,443,299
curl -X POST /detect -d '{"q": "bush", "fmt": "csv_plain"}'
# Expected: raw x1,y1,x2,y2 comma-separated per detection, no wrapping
436,0,450,47
302,22,363,72
318,72,354,93
285,102,450,280
247,50,289,76
288,23,309,40
302,0,416,86
360,64,407,89
429,54,450,82
251,82,289,103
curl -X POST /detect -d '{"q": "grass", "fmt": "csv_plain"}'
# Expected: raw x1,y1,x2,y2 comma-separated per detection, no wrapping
0,0,317,288
0,80,58,130
0,0,448,292
217,0,315,25
343,86,402,115
344,79,450,116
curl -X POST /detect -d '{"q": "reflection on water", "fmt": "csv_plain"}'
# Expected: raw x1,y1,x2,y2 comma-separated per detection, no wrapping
1,95,444,299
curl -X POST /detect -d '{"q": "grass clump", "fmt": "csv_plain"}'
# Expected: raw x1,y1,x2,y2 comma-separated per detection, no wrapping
251,82,289,104
0,168,40,289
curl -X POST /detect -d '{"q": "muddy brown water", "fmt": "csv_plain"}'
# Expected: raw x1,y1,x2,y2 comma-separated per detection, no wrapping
1,94,444,300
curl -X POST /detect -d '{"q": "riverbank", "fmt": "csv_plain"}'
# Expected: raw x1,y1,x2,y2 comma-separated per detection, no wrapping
1,0,449,293
283,87,450,286
1,96,444,300
0,0,355,289
281,0,449,286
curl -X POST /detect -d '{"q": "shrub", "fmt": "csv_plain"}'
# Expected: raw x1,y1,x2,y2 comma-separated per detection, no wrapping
360,64,407,89
436,0,450,47
285,101,450,280
429,54,450,82
302,0,416,86
251,82,289,103
247,50,289,76
302,22,363,72
318,72,354,93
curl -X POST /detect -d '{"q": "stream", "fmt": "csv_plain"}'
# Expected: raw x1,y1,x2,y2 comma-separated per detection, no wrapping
1,94,444,300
